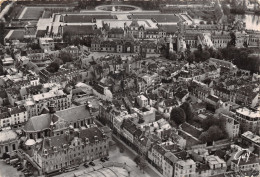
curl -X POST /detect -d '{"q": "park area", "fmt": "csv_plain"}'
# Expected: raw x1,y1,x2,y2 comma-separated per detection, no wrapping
19,7,44,19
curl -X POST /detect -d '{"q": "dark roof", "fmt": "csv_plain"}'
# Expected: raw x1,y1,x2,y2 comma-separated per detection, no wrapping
232,156,259,166
162,25,178,34
131,14,180,23
36,30,46,38
64,14,114,23
122,119,137,135
0,90,7,99
8,30,25,40
63,25,101,35
175,89,189,99
9,106,27,115
164,98,178,107
24,105,92,132
207,95,219,103
41,126,107,155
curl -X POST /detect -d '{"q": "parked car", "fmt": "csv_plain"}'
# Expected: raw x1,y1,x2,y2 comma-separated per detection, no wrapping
100,158,105,162
5,158,10,164
24,171,33,176
89,161,95,166
10,159,19,166
21,169,27,173
104,157,109,161
13,162,21,168
17,165,23,171
83,163,89,168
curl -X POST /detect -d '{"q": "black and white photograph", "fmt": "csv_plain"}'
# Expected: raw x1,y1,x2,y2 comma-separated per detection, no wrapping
0,0,260,176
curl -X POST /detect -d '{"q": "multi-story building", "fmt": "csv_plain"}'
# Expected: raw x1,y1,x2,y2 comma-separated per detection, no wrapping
23,103,94,140
31,126,109,174
205,155,227,176
0,106,28,129
174,159,196,177
234,107,260,134
220,113,240,139
136,95,148,108
241,131,260,156
231,156,259,172
24,89,72,118
39,68,81,84
247,30,260,47
9,105,28,128
211,31,231,48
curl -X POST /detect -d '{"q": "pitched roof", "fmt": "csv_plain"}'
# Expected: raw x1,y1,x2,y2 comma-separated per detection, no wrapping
24,105,92,132
23,114,51,132
55,105,92,122
164,99,178,107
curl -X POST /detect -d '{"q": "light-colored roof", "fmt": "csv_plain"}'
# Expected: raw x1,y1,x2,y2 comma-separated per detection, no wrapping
25,139,36,146
236,107,260,119
242,131,260,144
0,130,17,143
32,90,65,102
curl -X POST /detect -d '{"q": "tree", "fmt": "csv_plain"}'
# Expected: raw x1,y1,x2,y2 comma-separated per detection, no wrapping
46,62,60,73
228,32,236,47
180,102,194,122
169,51,177,60
134,155,141,166
199,125,225,143
0,20,5,45
60,51,73,63
170,107,186,126
139,156,147,173
202,50,211,61
63,31,72,44
243,41,248,48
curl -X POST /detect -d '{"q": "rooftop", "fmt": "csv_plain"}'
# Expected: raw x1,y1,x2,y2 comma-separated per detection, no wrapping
0,130,17,143
236,107,260,119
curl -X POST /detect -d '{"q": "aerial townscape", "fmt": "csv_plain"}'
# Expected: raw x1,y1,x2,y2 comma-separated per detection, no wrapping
0,0,260,176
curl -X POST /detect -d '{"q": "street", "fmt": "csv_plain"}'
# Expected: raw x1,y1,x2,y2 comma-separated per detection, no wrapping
0,160,24,177
111,136,163,177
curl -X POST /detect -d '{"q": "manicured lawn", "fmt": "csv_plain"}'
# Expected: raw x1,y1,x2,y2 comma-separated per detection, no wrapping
64,14,114,23
21,7,44,19
7,4,24,19
130,14,180,23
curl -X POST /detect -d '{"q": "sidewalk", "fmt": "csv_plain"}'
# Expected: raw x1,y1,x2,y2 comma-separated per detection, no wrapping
112,134,164,177
94,119,164,177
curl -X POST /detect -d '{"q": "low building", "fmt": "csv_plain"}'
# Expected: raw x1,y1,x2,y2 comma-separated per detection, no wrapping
39,37,54,51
